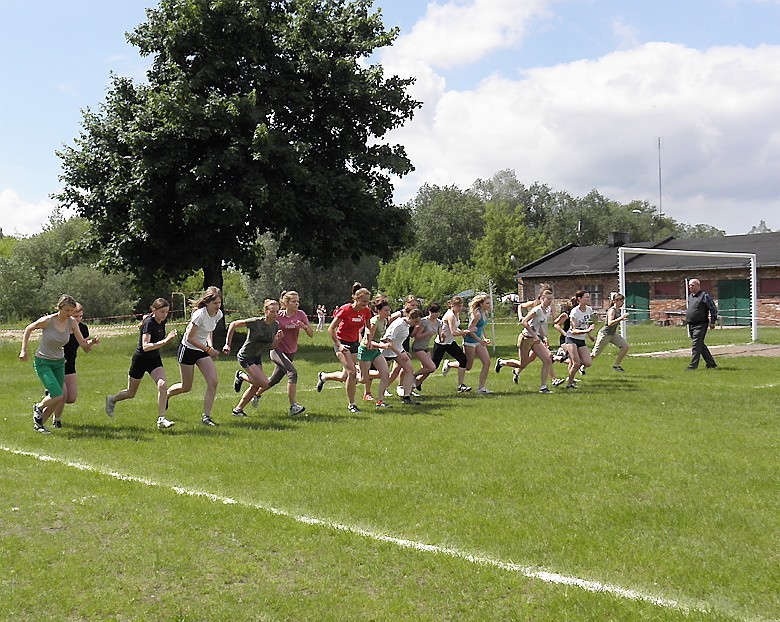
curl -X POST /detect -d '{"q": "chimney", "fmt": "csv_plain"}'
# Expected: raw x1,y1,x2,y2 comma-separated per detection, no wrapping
608,231,631,247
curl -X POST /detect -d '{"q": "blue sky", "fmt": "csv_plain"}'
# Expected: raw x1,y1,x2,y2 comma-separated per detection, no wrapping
2,0,780,236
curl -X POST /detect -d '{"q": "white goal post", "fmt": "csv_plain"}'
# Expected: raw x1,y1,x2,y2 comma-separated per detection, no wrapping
617,247,758,342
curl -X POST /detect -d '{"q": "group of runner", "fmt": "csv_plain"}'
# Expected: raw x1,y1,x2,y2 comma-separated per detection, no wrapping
19,283,630,433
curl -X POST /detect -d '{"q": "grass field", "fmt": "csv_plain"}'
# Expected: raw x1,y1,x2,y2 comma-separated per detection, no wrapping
1,323,778,621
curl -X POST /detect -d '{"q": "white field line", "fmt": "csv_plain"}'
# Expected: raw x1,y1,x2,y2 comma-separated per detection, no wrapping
0,445,763,622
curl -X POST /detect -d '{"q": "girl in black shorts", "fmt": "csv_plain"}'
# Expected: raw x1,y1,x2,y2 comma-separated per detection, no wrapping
105,298,178,429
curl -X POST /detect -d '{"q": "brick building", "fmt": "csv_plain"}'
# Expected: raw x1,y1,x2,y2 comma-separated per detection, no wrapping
516,232,780,326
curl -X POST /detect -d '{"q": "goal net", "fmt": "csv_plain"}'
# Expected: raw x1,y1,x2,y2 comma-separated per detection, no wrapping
617,246,758,342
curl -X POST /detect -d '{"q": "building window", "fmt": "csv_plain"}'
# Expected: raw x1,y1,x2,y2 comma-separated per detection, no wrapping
582,284,602,307
760,278,780,296
654,281,680,297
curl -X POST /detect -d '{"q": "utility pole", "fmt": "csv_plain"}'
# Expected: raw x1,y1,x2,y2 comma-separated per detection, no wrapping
657,137,663,218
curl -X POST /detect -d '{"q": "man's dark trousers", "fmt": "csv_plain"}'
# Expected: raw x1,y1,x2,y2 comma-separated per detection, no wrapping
688,323,716,369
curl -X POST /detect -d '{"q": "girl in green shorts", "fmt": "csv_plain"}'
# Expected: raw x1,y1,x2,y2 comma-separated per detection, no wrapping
357,300,393,409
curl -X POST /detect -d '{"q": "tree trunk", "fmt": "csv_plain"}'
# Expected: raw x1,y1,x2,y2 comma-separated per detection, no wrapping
202,259,227,348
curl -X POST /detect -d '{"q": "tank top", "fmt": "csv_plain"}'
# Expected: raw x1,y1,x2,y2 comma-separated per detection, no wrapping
35,314,71,360
464,310,486,344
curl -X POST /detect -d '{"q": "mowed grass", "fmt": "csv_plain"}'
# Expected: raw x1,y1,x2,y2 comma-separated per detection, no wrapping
1,323,778,621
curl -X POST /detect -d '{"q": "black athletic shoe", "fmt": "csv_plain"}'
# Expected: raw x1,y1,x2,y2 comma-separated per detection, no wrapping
512,369,519,384
316,372,325,392
494,358,503,374
202,414,218,427
52,419,63,429
33,416,50,434
401,396,420,405
612,365,625,372
233,370,243,393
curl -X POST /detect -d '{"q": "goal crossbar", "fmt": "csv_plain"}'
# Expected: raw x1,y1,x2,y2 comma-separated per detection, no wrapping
617,246,758,342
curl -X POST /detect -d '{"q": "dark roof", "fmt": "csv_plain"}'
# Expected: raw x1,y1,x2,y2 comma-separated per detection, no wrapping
519,232,780,277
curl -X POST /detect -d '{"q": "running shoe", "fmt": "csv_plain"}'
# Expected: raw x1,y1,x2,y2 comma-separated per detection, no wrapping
347,404,361,413
251,395,260,408
476,387,493,395
441,360,450,376
579,365,586,375
512,369,520,384
202,414,218,427
33,416,50,434
494,358,503,373
233,370,243,393
52,419,63,428
232,407,247,417
457,384,472,393
289,403,306,417
612,365,625,372
539,387,552,394
105,396,115,417
375,401,391,409
316,371,325,392
157,416,175,430
401,396,420,405
552,378,566,387
363,394,374,401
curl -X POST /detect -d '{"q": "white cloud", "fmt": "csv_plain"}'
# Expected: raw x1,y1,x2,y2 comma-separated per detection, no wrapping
385,0,551,70
0,189,56,236
385,41,780,234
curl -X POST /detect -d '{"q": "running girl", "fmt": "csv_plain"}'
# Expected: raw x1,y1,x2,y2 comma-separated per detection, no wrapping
463,293,493,395
434,297,471,393
357,299,393,409
166,286,223,427
380,309,423,404
105,298,178,429
591,293,630,371
563,291,595,388
316,284,372,413
495,290,554,393
411,303,442,392
247,291,312,416
19,295,93,434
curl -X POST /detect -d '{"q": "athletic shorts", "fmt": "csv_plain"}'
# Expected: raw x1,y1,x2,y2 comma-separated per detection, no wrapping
238,354,263,368
178,344,210,366
565,336,587,348
64,356,77,376
411,347,430,354
591,331,628,358
34,356,65,398
129,351,164,380
334,340,359,355
357,346,382,362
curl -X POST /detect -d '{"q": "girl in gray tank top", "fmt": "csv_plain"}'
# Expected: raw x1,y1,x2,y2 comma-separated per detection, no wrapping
20,295,93,434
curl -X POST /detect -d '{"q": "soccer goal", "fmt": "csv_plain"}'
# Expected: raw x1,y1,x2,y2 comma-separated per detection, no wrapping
617,247,758,342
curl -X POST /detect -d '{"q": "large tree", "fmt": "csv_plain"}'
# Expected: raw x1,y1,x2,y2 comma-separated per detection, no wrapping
56,0,419,289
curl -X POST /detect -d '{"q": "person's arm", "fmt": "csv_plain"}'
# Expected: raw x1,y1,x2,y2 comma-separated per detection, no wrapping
552,312,568,338
69,317,93,352
271,329,284,350
19,316,49,361
300,317,315,339
704,293,718,326
521,309,541,342
142,326,178,352
222,319,248,354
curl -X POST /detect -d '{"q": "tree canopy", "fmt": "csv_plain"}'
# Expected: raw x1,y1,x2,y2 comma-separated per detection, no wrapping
56,0,420,289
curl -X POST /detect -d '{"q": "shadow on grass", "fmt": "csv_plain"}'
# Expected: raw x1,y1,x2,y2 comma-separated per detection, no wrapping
61,423,153,441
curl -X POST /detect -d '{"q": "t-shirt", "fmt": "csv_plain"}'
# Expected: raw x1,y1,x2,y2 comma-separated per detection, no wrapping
276,309,309,354
381,317,411,358
361,315,388,350
412,317,441,351
521,305,550,339
237,318,279,360
182,307,223,350
566,305,593,339
136,315,167,358
334,303,371,343
64,322,89,364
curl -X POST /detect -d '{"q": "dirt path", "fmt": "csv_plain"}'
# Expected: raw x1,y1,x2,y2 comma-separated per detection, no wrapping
634,343,780,358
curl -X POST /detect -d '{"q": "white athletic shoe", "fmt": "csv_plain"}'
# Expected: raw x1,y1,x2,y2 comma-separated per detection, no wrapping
476,387,493,395
157,416,175,429
105,396,116,417
441,360,450,376
289,403,306,417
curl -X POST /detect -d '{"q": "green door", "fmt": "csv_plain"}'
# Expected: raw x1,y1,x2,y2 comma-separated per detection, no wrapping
717,279,751,326
626,282,650,323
